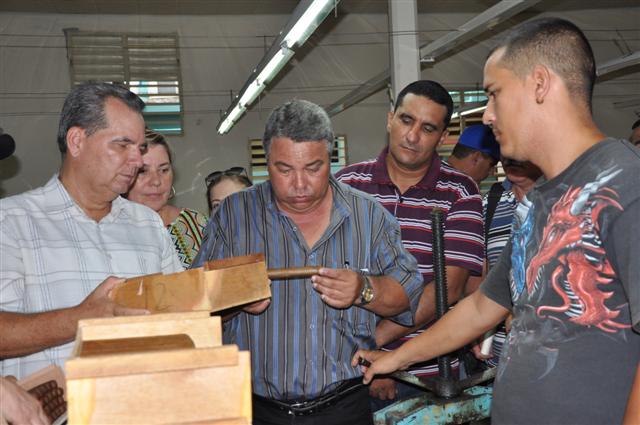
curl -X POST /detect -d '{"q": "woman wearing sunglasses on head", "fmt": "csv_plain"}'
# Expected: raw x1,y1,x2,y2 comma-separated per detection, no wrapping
127,128,208,268
205,167,252,216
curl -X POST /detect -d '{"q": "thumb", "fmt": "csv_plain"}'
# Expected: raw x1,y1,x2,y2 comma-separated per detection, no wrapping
363,365,377,385
105,276,126,299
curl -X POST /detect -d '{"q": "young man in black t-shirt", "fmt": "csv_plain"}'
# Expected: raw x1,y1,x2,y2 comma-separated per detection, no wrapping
354,17,640,425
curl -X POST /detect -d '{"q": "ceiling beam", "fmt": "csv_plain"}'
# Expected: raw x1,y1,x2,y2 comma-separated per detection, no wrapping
325,0,541,116
596,50,640,77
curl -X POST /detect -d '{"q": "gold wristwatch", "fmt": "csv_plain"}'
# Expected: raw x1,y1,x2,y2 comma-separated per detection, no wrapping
359,275,375,305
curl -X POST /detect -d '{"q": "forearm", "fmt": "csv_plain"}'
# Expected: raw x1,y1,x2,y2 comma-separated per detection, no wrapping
376,270,468,347
0,306,87,358
361,276,409,317
623,362,640,425
373,284,446,347
388,290,508,369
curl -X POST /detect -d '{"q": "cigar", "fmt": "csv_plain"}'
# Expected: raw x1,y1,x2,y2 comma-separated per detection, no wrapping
267,266,321,280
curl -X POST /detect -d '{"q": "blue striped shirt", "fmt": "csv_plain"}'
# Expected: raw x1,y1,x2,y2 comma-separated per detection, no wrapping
193,176,422,400
482,180,516,366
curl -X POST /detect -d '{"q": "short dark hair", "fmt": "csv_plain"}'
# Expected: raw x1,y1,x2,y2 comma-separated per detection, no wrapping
451,143,476,159
490,17,596,110
57,82,145,154
393,80,454,128
632,119,640,131
262,99,334,159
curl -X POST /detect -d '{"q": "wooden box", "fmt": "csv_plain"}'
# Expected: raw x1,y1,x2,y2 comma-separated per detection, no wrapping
113,254,271,314
65,312,251,424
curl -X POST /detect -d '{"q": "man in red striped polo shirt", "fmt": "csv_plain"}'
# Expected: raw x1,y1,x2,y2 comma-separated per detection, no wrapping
336,80,484,408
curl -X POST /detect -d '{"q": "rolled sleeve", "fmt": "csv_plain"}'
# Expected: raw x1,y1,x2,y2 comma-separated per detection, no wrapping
444,194,484,276
373,208,423,326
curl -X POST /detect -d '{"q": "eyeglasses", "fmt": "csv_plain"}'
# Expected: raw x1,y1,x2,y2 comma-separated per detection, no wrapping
205,167,247,187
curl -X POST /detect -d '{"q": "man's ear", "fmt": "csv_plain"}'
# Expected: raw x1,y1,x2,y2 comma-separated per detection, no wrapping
386,110,394,133
436,129,449,149
471,151,483,164
532,64,551,104
65,127,85,157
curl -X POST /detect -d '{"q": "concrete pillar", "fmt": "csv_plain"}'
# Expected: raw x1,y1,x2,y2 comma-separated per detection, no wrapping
388,0,420,105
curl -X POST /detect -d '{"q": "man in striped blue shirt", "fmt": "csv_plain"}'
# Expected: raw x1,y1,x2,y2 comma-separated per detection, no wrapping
194,99,422,424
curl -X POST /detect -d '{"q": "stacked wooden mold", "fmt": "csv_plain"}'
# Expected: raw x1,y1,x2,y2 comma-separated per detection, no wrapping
65,312,251,424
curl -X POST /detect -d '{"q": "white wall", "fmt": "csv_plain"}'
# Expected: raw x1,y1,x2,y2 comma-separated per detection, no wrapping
1,6,638,212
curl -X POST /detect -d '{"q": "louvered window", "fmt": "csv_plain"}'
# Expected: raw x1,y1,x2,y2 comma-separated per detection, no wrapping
64,29,183,135
249,136,348,184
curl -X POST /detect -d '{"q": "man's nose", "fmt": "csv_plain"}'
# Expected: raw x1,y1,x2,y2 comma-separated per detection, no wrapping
130,146,144,169
293,171,306,190
482,102,495,126
406,123,420,143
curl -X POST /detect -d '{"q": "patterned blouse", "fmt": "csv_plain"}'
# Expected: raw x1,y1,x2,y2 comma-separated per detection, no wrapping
166,208,208,268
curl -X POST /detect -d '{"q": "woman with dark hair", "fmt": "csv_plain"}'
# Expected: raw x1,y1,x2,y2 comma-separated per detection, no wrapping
127,128,207,268
205,167,252,216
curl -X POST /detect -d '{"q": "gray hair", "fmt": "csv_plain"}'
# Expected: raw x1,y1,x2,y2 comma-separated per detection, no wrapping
262,99,334,159
57,82,145,155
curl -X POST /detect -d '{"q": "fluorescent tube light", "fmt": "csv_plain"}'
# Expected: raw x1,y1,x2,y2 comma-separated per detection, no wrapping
451,105,487,120
283,0,334,49
216,0,340,135
218,104,246,135
239,80,263,107
257,48,295,86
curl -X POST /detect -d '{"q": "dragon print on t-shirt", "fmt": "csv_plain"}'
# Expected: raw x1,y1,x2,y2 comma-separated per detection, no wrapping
512,167,629,333
484,139,640,425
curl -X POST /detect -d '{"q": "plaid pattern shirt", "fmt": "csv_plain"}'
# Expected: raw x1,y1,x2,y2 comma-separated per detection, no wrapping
0,175,183,378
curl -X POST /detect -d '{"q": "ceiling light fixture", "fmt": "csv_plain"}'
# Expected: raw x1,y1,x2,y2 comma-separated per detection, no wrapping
217,0,339,135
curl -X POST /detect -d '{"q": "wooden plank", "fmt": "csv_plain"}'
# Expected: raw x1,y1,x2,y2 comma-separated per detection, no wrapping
205,263,271,313
111,256,272,314
79,334,195,357
66,350,251,424
113,268,209,313
65,346,239,380
74,313,221,351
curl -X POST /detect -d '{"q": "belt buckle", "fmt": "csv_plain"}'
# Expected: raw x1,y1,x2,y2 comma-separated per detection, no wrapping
288,400,317,416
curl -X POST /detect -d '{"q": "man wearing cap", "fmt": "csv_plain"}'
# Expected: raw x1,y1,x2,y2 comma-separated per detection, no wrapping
336,80,484,407
447,124,500,185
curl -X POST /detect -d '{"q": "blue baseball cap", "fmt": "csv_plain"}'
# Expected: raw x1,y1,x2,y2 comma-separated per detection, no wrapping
457,125,500,160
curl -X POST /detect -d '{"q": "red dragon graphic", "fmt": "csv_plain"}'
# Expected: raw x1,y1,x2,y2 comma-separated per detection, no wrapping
525,171,629,333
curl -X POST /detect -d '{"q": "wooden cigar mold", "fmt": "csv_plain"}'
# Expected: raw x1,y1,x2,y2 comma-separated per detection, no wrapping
18,365,67,424
112,253,320,314
65,312,251,424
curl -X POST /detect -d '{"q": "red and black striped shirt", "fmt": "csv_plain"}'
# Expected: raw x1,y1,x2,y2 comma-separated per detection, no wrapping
336,148,484,376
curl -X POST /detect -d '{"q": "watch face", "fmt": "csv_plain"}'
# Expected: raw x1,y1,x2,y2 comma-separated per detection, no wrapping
361,276,374,304
363,287,374,302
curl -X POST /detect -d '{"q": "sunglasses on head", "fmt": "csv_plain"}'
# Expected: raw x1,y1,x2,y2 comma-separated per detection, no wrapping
205,167,247,186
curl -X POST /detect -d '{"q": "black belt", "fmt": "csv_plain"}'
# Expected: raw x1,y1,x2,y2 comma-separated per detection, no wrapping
253,379,364,416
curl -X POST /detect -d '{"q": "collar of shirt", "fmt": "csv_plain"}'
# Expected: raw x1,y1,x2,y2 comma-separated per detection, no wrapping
258,175,353,249
370,146,442,190
46,174,130,224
